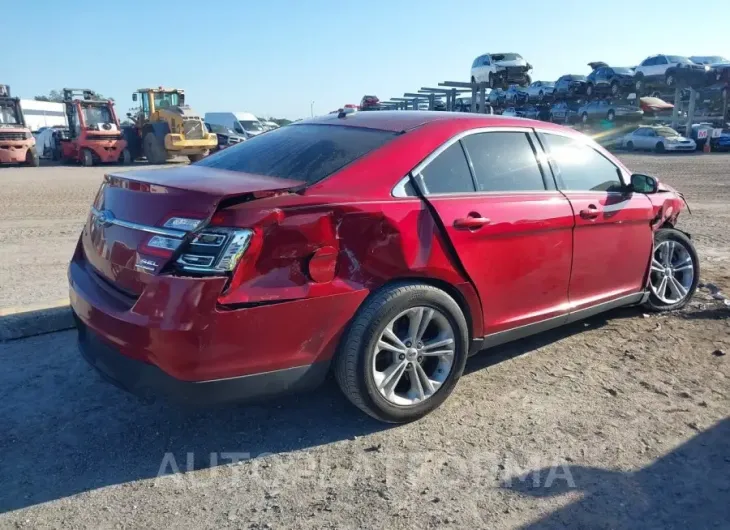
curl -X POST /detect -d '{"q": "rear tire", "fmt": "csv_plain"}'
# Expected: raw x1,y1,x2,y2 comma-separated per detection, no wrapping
488,72,494,89
81,148,94,167
665,73,675,87
610,81,619,96
586,83,594,97
643,228,699,312
607,109,616,121
143,132,167,165
334,282,469,423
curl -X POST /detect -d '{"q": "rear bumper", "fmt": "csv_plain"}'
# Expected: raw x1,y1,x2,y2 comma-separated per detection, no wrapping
76,316,329,405
0,143,31,163
68,250,368,402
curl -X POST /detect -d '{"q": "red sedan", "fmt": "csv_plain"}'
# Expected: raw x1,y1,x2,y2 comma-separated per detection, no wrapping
69,111,699,423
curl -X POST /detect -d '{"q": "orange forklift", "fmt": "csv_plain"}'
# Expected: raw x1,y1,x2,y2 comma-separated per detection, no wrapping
0,84,39,167
58,88,130,166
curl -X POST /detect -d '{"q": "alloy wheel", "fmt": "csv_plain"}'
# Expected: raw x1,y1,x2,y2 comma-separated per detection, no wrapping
649,240,695,304
371,307,455,406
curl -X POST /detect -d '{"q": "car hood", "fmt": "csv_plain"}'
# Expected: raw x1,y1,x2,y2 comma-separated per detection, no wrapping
493,58,528,68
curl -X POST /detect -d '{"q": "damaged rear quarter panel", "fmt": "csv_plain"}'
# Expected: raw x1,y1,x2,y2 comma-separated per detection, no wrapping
215,194,482,335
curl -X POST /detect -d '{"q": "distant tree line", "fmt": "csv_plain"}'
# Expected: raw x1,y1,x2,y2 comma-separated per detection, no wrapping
34,89,113,102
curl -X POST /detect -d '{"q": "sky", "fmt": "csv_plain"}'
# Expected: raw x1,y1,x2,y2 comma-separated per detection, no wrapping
6,1,729,120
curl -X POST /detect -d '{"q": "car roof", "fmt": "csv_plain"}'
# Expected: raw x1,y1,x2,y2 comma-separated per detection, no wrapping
299,110,559,133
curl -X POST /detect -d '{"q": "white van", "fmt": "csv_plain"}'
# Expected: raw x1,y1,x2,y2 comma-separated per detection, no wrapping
204,112,265,139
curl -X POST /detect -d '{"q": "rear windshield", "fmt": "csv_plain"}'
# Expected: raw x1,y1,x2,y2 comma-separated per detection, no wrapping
195,124,397,184
567,75,586,81
613,67,634,74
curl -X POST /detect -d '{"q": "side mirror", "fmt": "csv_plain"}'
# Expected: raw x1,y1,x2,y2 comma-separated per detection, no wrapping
630,173,658,194
132,93,138,102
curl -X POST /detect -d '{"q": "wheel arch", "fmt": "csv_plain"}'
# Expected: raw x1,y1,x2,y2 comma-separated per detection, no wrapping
374,275,483,343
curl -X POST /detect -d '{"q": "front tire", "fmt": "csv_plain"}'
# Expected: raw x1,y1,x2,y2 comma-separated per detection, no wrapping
644,228,699,312
188,152,206,163
635,74,644,92
610,81,619,96
488,72,494,89
607,109,616,121
586,83,594,97
655,141,665,153
334,282,469,423
81,148,94,167
143,132,167,165
25,148,40,167
626,140,634,151
120,148,132,165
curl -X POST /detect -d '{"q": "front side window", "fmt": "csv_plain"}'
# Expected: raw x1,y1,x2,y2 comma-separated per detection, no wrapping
417,142,475,194
196,124,396,185
656,56,669,65
666,55,691,64
542,134,623,192
461,132,546,192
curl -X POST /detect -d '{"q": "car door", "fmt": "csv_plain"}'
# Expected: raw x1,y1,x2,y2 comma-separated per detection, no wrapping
653,55,669,77
595,68,608,89
539,131,654,311
414,129,574,336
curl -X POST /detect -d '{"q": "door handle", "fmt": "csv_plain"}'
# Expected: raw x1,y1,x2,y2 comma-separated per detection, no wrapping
454,214,491,230
580,204,600,219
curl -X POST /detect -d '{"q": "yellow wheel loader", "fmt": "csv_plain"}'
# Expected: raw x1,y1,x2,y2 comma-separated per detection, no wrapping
124,87,217,164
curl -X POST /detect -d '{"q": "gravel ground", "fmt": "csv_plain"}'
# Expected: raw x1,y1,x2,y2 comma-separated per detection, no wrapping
1,154,729,528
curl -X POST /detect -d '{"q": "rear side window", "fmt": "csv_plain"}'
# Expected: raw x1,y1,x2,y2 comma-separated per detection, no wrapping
418,142,475,194
542,134,623,192
461,132,546,192
196,124,396,184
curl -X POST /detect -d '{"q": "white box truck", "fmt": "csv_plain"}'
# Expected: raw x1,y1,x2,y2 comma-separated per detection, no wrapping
205,112,266,139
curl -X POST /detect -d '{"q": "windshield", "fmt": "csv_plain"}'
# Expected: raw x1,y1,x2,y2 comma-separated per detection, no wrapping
492,53,522,61
656,128,679,137
238,120,264,132
613,67,634,74
666,56,692,64
693,56,728,64
0,102,19,125
568,75,586,81
82,105,113,126
196,124,397,184
153,92,180,109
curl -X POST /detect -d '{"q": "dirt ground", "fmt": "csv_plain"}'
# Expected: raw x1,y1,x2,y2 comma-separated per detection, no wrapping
0,154,728,529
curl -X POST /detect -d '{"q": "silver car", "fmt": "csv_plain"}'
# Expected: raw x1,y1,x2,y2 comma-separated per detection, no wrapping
622,126,697,153
524,81,555,101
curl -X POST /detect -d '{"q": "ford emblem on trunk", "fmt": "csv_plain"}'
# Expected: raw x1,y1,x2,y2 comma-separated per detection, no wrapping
95,209,114,227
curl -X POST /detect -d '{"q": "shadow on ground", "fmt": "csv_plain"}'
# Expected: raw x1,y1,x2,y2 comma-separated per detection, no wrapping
0,305,720,514
501,417,730,529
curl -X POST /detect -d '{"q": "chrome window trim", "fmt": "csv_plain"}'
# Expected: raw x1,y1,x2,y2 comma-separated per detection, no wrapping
393,126,549,198
90,207,187,238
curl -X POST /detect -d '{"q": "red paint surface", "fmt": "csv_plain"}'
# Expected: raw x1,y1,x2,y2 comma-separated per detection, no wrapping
70,112,687,382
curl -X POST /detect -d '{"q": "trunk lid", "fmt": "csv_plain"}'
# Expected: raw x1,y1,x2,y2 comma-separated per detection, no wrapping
81,165,304,295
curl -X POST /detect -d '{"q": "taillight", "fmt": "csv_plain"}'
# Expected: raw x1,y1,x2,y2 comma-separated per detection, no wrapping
175,228,253,274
